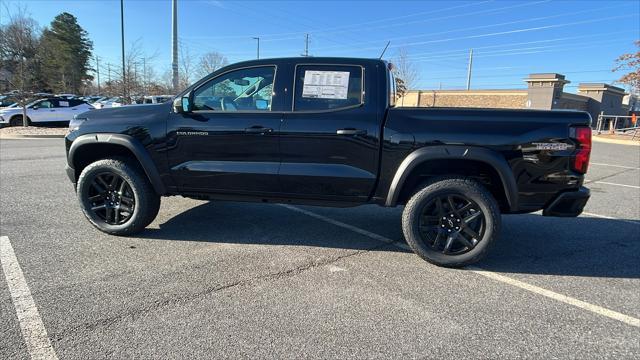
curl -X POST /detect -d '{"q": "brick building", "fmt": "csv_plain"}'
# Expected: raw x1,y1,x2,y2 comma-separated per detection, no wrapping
398,73,628,121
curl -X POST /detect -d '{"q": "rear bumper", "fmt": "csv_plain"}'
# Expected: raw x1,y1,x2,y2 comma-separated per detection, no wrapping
542,186,590,217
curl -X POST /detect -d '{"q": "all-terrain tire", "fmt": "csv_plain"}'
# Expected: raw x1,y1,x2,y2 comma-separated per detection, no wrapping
77,158,161,235
402,177,500,267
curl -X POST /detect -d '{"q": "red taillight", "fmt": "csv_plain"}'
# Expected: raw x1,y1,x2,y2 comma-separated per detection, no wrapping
572,126,591,173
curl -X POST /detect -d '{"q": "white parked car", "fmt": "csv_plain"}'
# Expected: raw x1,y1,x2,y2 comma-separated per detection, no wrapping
140,95,174,104
92,97,123,109
0,98,94,127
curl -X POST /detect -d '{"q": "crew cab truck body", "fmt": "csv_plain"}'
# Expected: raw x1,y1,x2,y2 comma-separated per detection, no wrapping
65,57,591,267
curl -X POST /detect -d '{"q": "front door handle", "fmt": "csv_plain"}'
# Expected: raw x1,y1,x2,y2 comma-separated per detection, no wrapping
244,125,273,134
337,128,367,135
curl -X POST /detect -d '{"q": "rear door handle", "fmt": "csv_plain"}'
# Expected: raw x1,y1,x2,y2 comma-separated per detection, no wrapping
244,125,273,134
337,128,367,135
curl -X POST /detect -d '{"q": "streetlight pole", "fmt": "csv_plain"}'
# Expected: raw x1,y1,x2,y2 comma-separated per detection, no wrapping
172,0,179,93
252,37,260,59
96,56,101,95
466,48,473,91
120,0,126,103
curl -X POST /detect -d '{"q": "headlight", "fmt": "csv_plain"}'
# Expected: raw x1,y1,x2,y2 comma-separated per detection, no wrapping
69,116,87,132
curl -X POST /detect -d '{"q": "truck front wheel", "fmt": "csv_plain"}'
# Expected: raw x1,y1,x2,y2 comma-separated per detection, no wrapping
76,158,161,235
402,177,500,267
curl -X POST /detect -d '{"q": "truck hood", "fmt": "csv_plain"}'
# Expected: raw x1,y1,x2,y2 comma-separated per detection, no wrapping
78,102,172,124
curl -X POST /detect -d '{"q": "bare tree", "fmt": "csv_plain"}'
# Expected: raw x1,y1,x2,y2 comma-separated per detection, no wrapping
178,42,194,91
393,48,418,93
0,4,40,126
197,51,228,78
613,40,640,94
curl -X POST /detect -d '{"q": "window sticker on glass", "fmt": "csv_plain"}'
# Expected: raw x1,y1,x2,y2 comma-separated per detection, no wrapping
302,70,350,99
59,101,69,107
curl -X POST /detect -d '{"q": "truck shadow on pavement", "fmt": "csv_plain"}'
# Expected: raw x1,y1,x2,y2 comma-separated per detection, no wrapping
142,201,640,278
480,214,640,279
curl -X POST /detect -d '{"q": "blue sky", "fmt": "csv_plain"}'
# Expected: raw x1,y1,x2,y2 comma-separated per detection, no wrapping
2,0,639,92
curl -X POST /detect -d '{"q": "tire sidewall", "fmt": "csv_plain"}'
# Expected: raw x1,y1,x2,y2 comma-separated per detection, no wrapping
10,116,25,127
403,179,500,267
77,160,144,234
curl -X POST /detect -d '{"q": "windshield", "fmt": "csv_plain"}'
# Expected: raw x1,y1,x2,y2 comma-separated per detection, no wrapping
26,99,44,108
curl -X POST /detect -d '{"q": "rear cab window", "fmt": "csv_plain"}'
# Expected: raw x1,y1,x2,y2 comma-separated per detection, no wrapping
293,65,363,112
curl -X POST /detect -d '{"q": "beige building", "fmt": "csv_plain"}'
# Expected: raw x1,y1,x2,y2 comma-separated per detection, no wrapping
398,73,628,121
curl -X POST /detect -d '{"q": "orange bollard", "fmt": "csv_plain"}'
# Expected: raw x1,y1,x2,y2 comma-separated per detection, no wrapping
633,113,637,127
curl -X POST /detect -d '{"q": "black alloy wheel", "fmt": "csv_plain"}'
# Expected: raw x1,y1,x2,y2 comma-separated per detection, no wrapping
88,172,136,225
77,158,161,235
418,194,485,255
402,177,500,267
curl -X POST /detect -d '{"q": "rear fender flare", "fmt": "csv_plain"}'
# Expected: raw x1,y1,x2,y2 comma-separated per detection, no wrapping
385,145,518,210
68,133,166,195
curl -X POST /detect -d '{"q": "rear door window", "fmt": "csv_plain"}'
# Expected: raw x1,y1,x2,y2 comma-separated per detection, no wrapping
293,65,363,112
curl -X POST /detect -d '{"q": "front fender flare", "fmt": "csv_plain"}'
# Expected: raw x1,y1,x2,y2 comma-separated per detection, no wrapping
385,145,518,211
68,133,166,195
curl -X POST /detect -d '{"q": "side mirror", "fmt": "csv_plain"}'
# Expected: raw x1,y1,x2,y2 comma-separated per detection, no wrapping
255,99,268,110
181,96,191,112
32,105,39,110
173,94,191,113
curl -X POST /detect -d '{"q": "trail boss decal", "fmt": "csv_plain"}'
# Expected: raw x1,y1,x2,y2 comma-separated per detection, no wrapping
532,142,571,151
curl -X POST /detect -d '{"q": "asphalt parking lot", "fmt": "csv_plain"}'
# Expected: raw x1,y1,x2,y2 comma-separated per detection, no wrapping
1,138,638,359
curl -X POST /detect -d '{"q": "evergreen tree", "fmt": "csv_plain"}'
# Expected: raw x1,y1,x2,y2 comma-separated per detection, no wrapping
38,12,93,93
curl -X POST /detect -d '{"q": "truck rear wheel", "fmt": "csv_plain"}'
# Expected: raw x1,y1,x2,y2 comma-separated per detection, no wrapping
77,158,161,236
402,177,500,267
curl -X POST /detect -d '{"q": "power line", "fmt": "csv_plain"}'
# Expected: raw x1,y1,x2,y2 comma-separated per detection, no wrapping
302,3,630,53
323,14,636,55
183,0,492,41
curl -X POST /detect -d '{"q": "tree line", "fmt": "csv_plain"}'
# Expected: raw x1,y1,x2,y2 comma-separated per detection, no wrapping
0,8,231,101
0,9,93,95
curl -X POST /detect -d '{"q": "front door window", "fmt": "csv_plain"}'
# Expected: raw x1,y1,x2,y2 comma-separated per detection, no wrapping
192,66,275,112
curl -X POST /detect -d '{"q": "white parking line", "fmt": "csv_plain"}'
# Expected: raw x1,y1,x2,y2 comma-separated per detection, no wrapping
593,181,640,189
280,205,640,328
0,236,58,360
590,162,640,170
582,212,640,225
468,267,640,328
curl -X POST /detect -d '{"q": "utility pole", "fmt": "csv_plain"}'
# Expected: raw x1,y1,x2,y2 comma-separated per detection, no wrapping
252,37,260,59
466,48,473,90
172,0,179,93
96,56,101,95
302,33,309,57
120,0,127,103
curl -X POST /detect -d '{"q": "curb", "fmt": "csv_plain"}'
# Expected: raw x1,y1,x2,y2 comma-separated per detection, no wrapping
593,136,640,147
0,134,65,139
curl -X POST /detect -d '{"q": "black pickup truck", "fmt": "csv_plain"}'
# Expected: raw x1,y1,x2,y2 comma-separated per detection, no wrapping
65,57,592,267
